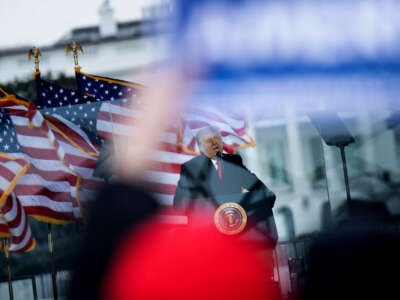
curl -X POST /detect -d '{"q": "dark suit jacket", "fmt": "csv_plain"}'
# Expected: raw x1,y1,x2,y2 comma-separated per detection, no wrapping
174,153,278,246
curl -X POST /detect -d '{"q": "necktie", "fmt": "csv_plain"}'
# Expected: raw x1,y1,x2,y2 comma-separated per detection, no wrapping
216,159,223,180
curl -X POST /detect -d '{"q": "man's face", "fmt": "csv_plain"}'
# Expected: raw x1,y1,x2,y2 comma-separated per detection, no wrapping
198,131,223,159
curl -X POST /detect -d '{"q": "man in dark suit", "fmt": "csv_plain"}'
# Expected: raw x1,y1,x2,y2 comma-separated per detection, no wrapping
174,126,278,247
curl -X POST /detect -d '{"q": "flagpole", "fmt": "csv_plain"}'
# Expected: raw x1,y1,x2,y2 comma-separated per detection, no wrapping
28,47,41,73
47,223,58,300
65,41,83,69
1,238,14,300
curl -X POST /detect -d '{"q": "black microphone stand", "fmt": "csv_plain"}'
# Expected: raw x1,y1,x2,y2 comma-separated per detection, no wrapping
309,111,355,206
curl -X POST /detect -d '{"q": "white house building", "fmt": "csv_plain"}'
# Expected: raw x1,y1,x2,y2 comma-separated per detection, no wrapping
0,0,172,84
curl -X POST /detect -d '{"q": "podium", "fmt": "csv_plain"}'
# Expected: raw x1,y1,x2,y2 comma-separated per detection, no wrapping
187,191,278,246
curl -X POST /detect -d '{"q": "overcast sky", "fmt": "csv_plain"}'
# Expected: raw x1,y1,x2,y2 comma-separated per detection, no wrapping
0,0,150,48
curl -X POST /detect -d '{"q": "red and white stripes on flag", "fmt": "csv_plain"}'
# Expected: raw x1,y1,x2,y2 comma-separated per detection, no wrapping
1,193,36,252
179,106,255,154
96,101,137,141
45,114,103,208
96,101,193,223
0,153,35,252
143,121,196,204
0,97,82,224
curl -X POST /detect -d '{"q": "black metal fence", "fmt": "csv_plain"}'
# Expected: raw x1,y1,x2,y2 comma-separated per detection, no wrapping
0,271,70,300
275,237,315,299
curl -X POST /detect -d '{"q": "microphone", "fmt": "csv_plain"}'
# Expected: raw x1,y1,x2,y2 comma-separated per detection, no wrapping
215,151,223,179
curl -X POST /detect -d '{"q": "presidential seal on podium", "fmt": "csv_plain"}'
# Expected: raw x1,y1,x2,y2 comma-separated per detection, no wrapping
214,202,247,235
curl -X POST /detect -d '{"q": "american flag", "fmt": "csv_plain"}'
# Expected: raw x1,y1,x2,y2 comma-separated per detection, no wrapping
75,69,144,101
36,72,95,107
75,71,192,221
0,90,81,223
37,72,187,219
44,114,103,208
37,72,177,216
35,72,103,146
75,70,143,141
35,75,106,209
36,73,137,149
0,151,35,252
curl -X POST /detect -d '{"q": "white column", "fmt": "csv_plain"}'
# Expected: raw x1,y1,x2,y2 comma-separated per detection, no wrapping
322,143,344,212
358,105,376,174
284,105,311,197
99,0,118,37
244,115,261,177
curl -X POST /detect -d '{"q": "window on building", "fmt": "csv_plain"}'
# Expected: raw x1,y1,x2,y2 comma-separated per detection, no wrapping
309,137,325,187
265,140,290,185
255,125,291,187
394,129,400,166
345,135,366,178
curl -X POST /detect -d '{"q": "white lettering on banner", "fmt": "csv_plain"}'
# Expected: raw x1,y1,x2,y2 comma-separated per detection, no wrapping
182,1,400,66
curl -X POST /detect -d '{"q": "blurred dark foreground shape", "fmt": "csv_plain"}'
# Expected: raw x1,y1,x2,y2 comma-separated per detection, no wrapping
299,191,400,300
67,182,160,300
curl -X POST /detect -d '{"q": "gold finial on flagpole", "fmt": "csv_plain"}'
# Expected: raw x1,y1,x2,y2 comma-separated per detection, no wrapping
28,47,41,72
65,41,83,67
